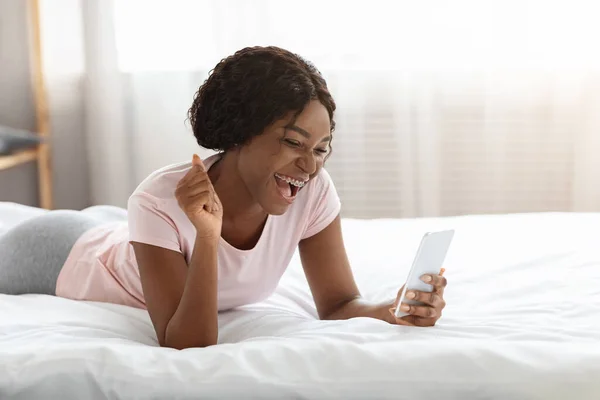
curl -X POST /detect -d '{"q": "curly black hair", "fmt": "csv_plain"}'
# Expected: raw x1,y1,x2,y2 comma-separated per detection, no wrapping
188,46,336,152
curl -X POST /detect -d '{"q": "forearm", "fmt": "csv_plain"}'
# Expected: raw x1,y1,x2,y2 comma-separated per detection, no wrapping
165,237,219,349
323,297,395,324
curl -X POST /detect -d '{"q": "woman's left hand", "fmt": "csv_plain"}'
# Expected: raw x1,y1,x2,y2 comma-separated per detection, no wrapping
388,271,447,327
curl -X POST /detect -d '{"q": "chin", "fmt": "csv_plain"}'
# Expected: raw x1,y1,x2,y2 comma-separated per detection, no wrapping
261,201,289,216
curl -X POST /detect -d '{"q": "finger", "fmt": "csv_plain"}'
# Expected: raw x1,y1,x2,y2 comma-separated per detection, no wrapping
388,308,413,326
179,171,211,188
175,180,209,201
437,269,447,294
187,191,212,213
400,315,437,327
182,181,212,198
190,189,219,213
179,166,209,187
211,193,221,212
389,308,438,327
398,303,438,318
178,155,208,185
178,191,210,214
192,154,206,171
187,168,218,195
421,274,448,292
189,181,217,210
188,182,219,213
177,170,214,195
404,290,444,308
393,285,406,307
181,155,205,179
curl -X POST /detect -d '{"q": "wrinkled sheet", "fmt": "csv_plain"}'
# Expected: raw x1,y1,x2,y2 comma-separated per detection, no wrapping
1,202,599,399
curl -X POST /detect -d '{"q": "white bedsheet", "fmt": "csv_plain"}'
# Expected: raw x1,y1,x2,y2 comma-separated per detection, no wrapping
1,202,599,399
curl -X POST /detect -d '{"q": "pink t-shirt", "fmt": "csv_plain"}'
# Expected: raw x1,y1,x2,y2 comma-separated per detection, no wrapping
56,154,341,311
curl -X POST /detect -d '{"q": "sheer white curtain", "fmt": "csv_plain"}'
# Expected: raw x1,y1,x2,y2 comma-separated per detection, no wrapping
41,0,600,217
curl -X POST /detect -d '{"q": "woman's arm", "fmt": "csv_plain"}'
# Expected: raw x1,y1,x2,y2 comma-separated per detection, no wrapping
131,154,223,349
298,215,395,324
299,215,447,326
132,238,219,349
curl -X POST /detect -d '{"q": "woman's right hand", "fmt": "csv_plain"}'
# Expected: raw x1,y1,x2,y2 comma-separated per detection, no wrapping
175,154,223,239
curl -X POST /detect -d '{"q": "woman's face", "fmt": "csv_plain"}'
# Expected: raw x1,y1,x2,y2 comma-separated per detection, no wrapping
236,100,332,215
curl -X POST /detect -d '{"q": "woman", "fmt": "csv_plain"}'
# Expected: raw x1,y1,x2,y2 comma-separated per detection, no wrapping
0,46,447,349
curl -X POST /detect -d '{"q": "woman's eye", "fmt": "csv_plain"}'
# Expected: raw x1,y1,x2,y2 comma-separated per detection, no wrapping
315,148,329,155
284,139,301,147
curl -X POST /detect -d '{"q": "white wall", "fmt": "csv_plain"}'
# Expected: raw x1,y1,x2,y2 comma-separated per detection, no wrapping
0,0,89,209
0,0,39,206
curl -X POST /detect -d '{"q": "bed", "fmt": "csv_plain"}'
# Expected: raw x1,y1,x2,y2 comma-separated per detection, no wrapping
1,202,599,399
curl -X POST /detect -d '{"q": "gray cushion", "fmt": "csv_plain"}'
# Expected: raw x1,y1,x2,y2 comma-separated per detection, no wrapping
0,125,42,155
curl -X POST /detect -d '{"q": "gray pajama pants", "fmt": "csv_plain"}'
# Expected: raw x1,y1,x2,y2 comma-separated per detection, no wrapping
0,206,127,295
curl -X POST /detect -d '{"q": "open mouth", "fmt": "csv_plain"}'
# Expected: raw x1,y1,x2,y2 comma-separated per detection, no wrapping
274,173,306,201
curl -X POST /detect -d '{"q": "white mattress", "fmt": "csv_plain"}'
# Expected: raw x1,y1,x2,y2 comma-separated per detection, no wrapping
1,202,599,399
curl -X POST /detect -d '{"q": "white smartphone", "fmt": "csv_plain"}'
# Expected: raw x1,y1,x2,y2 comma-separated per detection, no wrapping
394,229,455,318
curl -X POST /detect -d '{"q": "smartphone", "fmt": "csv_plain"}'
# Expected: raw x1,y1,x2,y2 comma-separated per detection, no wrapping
394,229,455,318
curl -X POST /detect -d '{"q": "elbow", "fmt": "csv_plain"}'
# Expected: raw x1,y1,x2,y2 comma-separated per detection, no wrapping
160,335,218,350
161,329,218,350
319,310,336,321
320,295,362,321
321,311,344,321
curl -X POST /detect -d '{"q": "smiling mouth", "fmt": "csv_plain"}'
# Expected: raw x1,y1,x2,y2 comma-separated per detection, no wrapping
274,173,306,201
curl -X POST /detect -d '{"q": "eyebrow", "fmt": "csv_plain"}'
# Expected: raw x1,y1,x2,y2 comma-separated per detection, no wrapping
286,124,331,143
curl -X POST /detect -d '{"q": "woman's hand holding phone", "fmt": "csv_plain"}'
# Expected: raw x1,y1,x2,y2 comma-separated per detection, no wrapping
389,269,447,327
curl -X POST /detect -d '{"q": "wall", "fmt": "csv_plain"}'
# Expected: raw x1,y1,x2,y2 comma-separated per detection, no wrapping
0,0,39,206
0,0,89,209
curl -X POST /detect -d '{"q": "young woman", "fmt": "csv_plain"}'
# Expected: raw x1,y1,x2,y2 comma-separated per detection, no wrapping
0,46,447,349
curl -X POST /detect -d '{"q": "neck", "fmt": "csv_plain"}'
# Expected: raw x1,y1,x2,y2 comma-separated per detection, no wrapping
208,152,266,226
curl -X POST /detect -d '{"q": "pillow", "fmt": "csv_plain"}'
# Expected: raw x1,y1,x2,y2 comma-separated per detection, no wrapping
0,125,43,155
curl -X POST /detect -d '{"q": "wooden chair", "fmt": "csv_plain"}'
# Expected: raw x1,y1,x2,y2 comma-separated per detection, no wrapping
0,0,53,209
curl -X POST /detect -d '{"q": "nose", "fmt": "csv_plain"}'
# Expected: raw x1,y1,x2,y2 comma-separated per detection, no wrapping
296,150,317,176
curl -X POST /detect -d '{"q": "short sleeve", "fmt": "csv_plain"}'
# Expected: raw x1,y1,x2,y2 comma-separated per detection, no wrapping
301,169,341,240
127,192,182,253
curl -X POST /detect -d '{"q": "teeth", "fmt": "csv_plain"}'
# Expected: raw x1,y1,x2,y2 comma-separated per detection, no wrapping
275,173,305,188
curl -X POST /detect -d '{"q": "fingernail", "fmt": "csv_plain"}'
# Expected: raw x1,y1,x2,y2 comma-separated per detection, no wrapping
400,304,409,312
422,275,432,283
192,154,202,167
406,291,416,299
